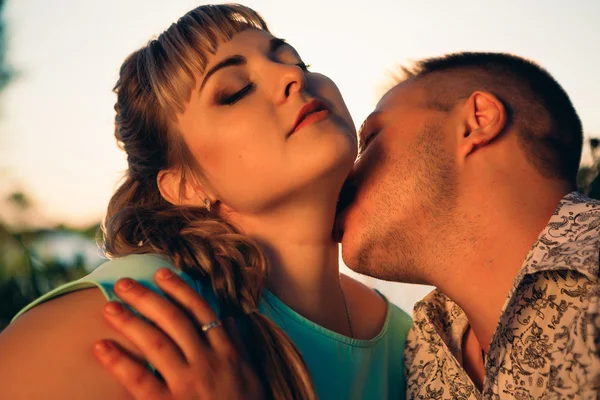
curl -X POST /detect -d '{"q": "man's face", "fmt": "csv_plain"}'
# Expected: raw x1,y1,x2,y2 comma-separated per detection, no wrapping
337,79,459,283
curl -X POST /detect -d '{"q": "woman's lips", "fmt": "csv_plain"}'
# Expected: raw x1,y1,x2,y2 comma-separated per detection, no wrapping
289,99,331,136
292,109,330,134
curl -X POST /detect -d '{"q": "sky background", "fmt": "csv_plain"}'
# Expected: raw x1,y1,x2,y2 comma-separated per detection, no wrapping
1,0,599,310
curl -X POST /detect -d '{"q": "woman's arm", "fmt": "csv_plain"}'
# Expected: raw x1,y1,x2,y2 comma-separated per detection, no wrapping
0,288,142,399
93,268,262,400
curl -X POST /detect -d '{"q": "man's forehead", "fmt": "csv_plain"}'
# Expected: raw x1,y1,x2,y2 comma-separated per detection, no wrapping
375,79,423,112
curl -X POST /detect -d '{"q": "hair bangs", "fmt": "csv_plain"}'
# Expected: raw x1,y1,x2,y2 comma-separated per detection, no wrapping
145,4,269,115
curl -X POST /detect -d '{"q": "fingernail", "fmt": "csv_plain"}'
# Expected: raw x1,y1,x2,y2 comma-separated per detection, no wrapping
157,268,173,280
94,340,113,354
116,278,134,291
104,302,124,315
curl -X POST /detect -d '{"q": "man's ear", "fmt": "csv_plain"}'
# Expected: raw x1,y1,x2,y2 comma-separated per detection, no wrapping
157,168,205,206
458,91,506,158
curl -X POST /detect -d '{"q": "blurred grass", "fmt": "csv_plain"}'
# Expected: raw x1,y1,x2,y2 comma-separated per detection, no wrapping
0,213,103,330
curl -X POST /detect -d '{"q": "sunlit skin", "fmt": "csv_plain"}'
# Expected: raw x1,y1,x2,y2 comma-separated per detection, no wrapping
338,76,570,385
159,28,386,339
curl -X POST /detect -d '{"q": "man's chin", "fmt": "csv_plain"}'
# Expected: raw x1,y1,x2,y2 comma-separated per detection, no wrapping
340,232,394,281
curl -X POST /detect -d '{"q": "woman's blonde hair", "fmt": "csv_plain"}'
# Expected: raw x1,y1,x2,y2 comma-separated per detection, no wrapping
102,4,315,399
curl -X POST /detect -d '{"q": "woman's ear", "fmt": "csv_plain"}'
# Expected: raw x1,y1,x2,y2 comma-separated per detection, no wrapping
157,168,205,206
458,91,507,159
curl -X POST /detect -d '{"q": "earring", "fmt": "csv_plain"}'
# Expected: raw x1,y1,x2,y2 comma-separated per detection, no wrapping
204,198,212,212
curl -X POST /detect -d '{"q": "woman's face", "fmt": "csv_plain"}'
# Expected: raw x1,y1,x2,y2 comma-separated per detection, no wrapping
176,28,357,214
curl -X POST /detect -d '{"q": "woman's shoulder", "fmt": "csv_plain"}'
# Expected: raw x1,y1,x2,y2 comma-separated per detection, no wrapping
11,253,196,323
90,253,219,314
0,253,210,398
89,253,180,282
88,253,196,292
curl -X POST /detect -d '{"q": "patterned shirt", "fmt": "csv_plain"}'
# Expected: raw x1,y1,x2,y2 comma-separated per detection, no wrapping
404,192,600,399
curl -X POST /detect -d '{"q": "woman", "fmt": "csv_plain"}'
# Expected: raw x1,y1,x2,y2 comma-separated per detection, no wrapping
0,4,411,399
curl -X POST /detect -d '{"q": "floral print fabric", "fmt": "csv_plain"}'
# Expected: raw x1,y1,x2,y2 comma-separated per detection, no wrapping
405,192,600,399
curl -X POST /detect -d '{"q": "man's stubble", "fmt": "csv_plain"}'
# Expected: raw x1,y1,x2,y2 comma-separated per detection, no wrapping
355,123,459,284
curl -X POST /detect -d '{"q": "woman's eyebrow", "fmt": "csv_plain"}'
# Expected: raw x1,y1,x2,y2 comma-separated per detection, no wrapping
199,55,246,92
270,37,287,53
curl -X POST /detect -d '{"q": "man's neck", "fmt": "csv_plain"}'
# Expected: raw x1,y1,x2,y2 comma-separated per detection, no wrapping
431,183,568,352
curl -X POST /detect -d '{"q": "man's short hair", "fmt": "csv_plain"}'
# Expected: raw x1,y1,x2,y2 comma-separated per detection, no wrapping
401,52,583,189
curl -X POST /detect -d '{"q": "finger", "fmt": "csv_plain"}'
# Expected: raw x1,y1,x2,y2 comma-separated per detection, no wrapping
93,339,168,400
102,300,187,383
154,268,236,357
113,277,207,361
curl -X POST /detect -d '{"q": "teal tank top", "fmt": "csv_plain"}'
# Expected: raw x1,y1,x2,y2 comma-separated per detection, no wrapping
13,254,412,399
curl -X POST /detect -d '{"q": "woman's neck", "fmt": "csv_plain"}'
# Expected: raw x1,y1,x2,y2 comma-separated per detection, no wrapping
260,235,341,310
228,200,353,334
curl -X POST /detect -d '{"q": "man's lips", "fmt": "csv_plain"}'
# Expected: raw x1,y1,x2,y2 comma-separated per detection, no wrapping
290,99,330,136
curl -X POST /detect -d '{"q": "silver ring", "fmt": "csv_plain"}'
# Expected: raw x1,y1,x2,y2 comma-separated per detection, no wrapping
201,320,222,332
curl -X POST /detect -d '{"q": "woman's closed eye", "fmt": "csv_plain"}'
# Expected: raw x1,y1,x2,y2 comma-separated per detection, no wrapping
217,83,256,106
216,61,309,106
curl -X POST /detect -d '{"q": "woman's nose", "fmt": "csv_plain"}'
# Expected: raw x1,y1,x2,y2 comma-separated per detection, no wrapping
273,63,307,105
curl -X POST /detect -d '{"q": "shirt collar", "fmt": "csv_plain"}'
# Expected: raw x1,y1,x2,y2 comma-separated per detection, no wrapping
413,289,469,363
520,191,600,281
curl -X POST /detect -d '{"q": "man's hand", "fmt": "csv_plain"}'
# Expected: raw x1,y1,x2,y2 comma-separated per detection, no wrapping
92,268,263,400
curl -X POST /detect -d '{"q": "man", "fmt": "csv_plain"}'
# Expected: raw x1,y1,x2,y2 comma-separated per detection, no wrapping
338,52,600,398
